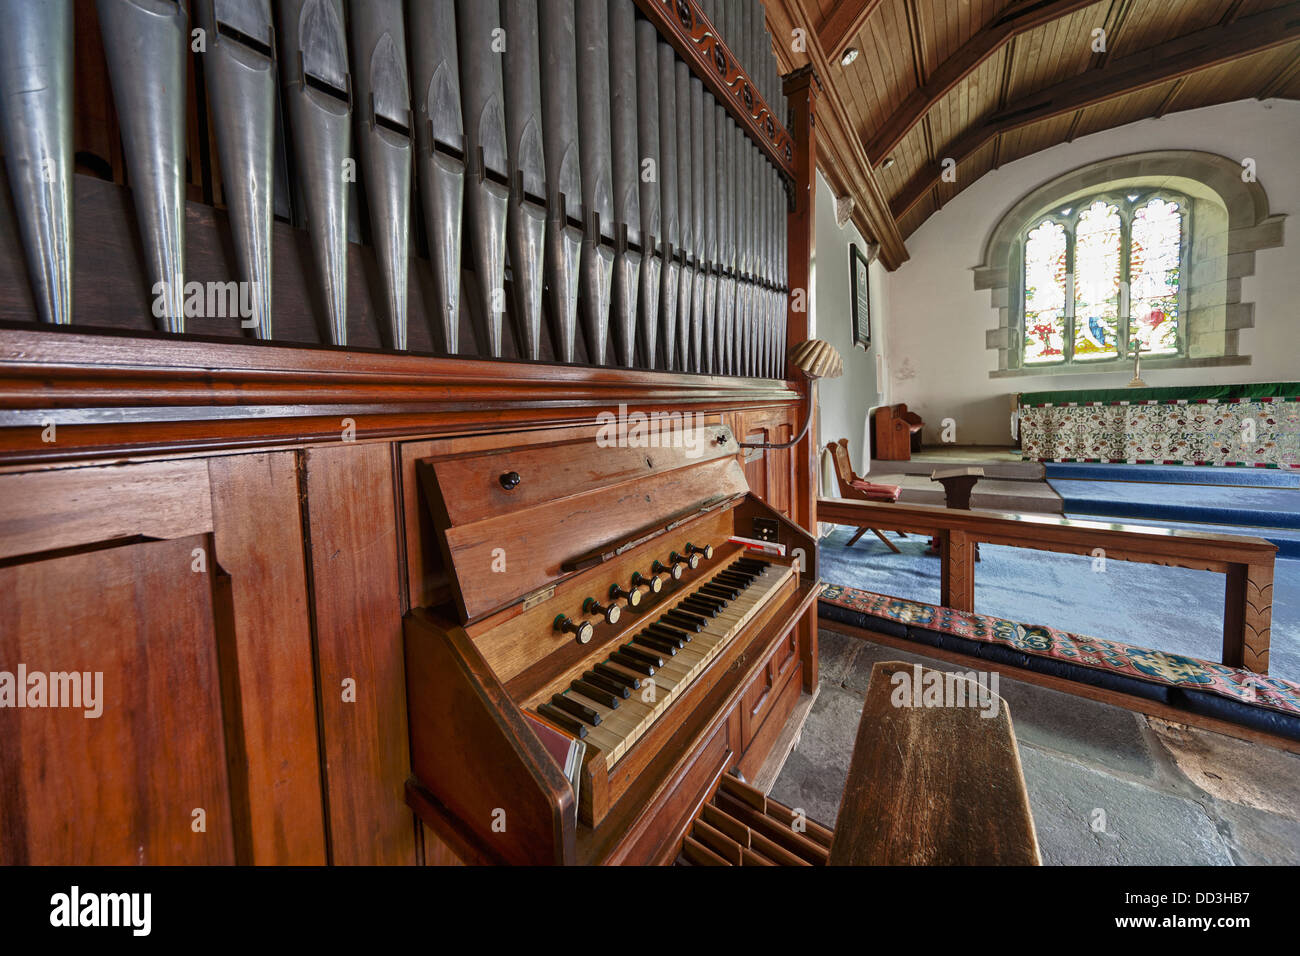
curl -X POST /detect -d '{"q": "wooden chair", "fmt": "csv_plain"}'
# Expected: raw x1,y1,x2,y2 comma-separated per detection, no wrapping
872,404,924,460
826,439,905,553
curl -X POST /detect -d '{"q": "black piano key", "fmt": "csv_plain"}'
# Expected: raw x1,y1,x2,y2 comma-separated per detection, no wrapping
716,573,753,587
572,680,621,709
610,651,655,675
736,558,768,570
647,623,688,645
551,694,601,726
595,662,641,689
620,644,664,668
681,598,719,617
583,670,632,698
634,633,679,655
689,591,725,605
537,704,588,738
667,608,708,627
701,584,738,599
664,611,704,632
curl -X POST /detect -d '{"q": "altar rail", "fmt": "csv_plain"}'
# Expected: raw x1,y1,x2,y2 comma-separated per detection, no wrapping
818,497,1276,674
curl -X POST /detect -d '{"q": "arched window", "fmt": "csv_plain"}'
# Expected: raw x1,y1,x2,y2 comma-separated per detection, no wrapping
1021,192,1187,366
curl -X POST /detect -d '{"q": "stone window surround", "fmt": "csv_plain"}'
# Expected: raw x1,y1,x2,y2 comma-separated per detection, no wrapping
974,150,1285,379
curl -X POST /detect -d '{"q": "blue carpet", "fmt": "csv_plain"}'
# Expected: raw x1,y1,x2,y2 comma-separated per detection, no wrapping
818,526,1300,685
1062,513,1300,560
1048,478,1300,530
1044,461,1300,488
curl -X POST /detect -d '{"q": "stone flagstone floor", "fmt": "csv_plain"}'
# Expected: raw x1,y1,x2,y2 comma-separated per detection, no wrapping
770,626,1300,865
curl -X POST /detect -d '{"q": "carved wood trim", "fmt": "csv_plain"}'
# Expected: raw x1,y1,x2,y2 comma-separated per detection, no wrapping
632,0,796,178
0,327,801,465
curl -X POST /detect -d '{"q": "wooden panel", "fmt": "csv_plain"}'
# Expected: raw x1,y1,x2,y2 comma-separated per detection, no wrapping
421,824,466,866
400,423,647,613
429,451,749,622
429,424,739,527
0,535,235,864
830,660,1040,865
616,720,731,864
735,407,797,517
738,660,803,782
0,459,212,559
303,442,415,865
208,452,327,864
404,610,576,865
741,626,801,746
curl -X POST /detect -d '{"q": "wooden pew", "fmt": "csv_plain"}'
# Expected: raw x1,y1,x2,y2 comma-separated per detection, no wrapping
873,404,924,460
829,660,1041,865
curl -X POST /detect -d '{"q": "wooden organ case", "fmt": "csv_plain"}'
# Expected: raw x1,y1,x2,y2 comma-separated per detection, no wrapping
0,0,823,866
405,424,819,864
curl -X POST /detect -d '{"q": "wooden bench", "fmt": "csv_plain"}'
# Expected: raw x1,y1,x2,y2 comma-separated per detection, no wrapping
829,660,1041,865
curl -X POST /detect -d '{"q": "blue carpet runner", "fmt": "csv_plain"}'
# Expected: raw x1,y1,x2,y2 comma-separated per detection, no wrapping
1047,463,1300,560
1049,479,1300,530
1044,461,1300,488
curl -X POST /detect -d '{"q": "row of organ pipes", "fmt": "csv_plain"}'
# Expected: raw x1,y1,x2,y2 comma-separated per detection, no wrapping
0,0,791,379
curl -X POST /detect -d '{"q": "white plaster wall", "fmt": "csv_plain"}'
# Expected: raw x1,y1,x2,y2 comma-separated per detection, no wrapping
883,99,1300,446
812,170,891,476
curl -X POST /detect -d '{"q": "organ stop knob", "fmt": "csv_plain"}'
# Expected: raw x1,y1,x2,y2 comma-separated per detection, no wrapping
672,549,700,570
584,597,621,625
685,542,713,560
609,583,643,607
554,615,594,644
653,558,684,581
631,570,663,594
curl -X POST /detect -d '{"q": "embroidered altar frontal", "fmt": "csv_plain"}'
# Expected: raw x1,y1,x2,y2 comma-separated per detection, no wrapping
1017,383,1300,467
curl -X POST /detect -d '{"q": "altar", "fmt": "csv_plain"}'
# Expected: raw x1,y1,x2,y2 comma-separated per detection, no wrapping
1016,383,1300,468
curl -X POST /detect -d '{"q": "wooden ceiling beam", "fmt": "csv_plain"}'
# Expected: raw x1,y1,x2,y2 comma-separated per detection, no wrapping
1258,44,1300,98
767,0,910,269
862,0,1098,165
817,0,887,59
889,1,1300,220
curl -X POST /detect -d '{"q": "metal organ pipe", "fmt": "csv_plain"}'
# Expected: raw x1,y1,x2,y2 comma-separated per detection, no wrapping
1,1,795,380
0,0,74,327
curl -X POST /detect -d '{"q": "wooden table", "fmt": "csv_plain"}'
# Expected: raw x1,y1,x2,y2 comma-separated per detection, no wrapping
829,660,1041,865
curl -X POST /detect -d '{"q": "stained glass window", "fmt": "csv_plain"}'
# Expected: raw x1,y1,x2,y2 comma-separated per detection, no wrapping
1072,201,1121,360
1021,191,1184,367
1129,198,1182,355
1023,220,1067,364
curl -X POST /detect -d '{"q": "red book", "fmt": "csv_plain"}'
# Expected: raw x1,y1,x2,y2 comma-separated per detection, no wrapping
524,711,587,803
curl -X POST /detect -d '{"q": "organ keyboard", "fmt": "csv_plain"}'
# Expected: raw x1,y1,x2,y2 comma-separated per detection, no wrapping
403,423,820,864
533,552,794,768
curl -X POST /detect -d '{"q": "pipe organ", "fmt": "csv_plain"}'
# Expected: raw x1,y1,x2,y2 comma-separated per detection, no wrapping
0,1,823,866
1,0,796,378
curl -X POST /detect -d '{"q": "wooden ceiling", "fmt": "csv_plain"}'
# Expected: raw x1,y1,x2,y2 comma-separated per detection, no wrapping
763,0,1300,269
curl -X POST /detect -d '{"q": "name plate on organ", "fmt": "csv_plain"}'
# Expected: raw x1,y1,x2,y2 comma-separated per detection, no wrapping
402,421,819,863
